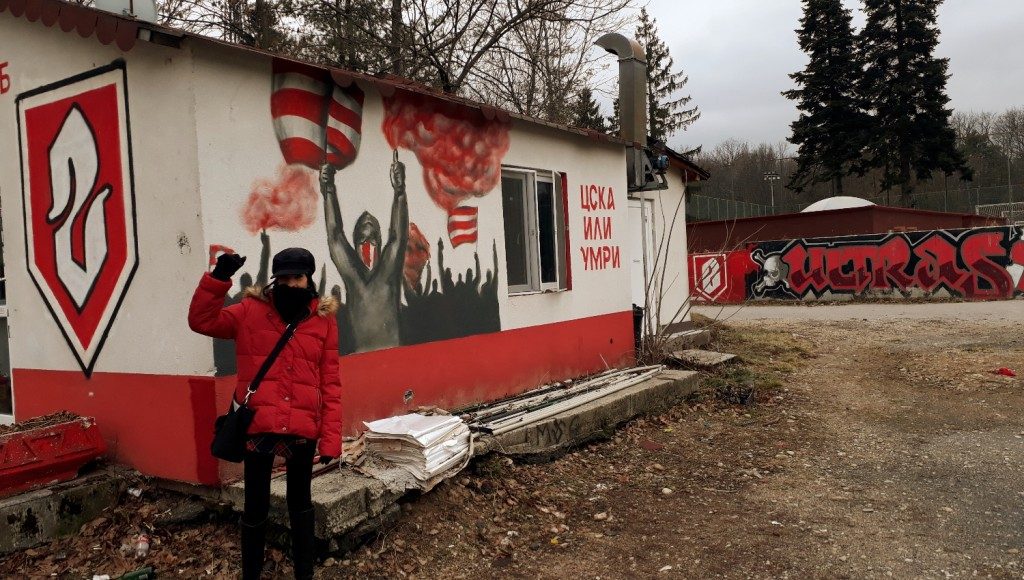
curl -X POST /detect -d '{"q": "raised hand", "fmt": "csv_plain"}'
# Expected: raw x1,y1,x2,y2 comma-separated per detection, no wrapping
391,158,406,193
211,253,246,281
319,164,337,196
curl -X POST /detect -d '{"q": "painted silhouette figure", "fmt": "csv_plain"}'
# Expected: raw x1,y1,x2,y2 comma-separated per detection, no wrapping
321,154,408,352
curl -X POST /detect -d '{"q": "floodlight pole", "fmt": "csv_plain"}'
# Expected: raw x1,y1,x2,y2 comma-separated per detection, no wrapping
763,171,780,214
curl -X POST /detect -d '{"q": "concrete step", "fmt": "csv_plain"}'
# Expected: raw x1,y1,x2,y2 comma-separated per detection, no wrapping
669,349,737,370
0,470,123,554
476,369,700,459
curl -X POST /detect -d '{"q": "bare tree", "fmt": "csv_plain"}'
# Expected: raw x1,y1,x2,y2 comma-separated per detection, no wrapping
465,1,628,124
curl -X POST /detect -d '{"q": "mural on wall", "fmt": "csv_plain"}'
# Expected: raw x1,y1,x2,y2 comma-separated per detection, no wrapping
689,226,1024,304
211,60,510,365
16,61,138,377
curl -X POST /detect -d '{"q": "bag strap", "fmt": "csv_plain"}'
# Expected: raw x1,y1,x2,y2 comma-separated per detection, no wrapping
241,321,299,406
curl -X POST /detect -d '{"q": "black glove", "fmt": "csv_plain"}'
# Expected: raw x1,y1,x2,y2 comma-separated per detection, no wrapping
318,455,335,465
211,253,246,281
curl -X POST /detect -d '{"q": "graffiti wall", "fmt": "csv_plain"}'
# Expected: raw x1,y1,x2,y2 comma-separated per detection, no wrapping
689,226,1024,303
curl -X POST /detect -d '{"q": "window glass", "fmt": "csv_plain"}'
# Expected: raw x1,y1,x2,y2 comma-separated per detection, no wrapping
537,180,557,284
501,175,529,288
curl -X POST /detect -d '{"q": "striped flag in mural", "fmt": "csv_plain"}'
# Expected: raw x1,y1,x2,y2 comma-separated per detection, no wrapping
270,60,364,170
447,205,479,247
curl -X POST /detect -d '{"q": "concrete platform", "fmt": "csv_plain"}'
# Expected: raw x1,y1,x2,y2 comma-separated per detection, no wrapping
224,368,701,549
476,369,700,459
670,349,737,370
222,464,406,552
0,470,123,554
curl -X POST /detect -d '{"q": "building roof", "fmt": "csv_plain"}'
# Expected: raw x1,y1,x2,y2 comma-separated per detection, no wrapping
661,144,711,183
0,0,639,149
801,196,875,212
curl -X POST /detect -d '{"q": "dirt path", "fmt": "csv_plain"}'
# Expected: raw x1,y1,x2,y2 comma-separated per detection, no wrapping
4,317,1023,578
321,317,1024,579
694,300,1024,323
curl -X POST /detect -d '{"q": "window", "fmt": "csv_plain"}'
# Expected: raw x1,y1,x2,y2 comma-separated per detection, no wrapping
501,168,568,293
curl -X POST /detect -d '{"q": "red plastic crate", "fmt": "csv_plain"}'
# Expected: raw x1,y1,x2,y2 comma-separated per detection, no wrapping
0,416,107,498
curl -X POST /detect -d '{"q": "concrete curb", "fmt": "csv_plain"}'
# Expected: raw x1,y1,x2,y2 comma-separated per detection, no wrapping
0,470,123,554
476,369,701,459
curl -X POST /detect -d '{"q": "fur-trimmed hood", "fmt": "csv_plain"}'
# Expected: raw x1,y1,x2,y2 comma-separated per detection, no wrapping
242,285,339,317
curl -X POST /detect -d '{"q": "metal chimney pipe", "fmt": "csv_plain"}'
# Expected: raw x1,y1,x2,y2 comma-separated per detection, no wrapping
596,33,648,189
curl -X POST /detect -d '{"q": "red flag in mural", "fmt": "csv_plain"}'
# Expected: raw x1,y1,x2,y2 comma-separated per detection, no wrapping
447,205,479,247
270,60,364,170
382,91,509,248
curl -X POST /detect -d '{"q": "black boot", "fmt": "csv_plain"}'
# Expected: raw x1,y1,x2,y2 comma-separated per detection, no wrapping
289,508,316,580
240,517,268,580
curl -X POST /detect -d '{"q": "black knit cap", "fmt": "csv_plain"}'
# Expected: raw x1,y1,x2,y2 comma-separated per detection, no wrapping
272,247,315,278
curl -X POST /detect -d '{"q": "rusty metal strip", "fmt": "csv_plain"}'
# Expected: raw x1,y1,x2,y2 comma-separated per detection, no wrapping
0,0,9,13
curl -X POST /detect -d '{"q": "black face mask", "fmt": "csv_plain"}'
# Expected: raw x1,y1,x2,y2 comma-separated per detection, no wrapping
272,283,314,323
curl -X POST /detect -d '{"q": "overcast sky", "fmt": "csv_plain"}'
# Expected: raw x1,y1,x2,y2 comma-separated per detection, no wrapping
627,0,1024,153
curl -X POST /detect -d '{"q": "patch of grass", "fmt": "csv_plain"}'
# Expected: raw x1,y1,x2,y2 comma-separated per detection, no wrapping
713,326,815,369
701,365,784,406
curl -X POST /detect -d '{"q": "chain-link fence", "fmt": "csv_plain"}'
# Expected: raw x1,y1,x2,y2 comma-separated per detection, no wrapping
976,202,1024,225
686,195,798,221
688,182,1024,222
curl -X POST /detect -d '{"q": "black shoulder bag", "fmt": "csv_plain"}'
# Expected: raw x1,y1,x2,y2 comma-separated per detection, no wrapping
211,321,299,462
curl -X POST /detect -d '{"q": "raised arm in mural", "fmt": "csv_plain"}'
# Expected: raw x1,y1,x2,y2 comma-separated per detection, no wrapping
319,156,409,352
320,165,361,286
255,229,271,287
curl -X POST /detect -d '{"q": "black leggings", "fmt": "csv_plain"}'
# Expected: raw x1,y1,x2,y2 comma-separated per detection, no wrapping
242,443,315,524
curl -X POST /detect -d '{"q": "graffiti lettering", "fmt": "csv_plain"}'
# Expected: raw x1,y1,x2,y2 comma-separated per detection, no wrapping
0,62,10,95
48,105,112,308
583,216,612,240
580,245,621,270
579,184,616,212
745,228,1023,301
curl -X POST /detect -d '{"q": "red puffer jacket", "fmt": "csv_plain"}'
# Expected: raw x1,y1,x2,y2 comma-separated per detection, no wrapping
188,273,343,458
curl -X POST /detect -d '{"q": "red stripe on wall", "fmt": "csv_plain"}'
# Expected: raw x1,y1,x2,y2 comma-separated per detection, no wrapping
561,171,573,290
11,371,205,483
338,311,634,436
12,311,634,483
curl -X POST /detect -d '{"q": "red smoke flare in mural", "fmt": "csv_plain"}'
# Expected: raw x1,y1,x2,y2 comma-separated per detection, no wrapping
404,222,430,291
241,164,319,234
382,91,509,246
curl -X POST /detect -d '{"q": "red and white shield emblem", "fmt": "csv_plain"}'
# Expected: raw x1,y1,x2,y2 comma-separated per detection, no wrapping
690,253,728,301
17,63,138,376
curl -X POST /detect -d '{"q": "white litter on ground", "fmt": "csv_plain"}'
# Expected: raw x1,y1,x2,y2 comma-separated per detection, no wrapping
363,414,471,483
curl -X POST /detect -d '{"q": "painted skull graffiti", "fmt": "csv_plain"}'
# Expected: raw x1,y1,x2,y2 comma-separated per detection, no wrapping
753,252,791,294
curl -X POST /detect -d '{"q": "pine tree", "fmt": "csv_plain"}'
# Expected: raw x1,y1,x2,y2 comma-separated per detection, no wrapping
606,98,620,136
634,8,700,144
858,0,971,204
572,88,607,132
783,0,866,195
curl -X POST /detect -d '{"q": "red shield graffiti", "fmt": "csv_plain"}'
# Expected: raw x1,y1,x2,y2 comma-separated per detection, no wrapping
690,253,728,301
17,63,138,377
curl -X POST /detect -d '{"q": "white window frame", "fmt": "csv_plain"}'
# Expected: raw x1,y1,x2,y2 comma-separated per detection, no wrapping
502,167,566,295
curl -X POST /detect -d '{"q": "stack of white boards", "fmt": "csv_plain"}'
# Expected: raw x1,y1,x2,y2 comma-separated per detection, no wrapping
363,414,471,481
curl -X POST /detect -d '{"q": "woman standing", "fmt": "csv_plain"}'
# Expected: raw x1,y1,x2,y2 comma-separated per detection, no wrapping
189,247,342,580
